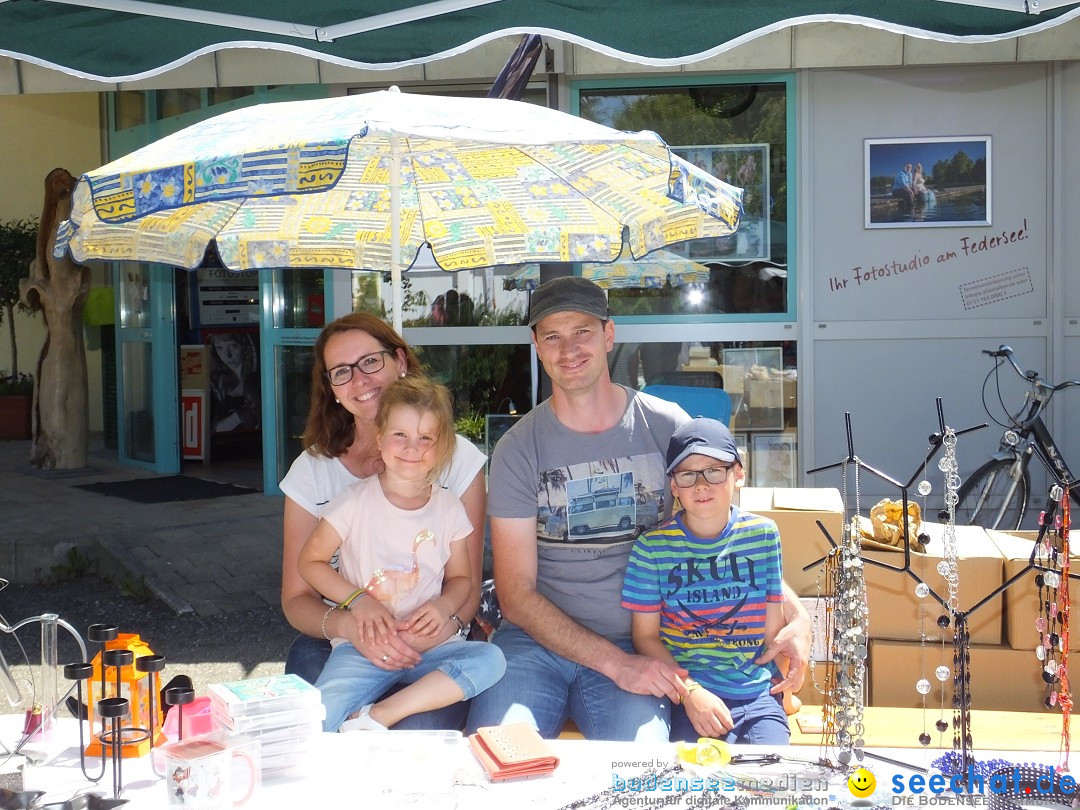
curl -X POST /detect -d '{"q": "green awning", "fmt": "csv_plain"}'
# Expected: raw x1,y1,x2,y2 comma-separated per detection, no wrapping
1,0,1078,83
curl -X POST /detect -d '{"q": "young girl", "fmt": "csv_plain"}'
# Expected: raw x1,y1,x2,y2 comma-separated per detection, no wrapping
298,376,504,732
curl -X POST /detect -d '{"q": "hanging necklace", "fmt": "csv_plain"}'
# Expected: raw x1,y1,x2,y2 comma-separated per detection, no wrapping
826,458,869,766
914,446,947,746
1059,489,1072,770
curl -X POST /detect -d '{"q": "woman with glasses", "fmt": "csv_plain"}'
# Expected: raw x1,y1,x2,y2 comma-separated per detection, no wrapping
279,313,486,730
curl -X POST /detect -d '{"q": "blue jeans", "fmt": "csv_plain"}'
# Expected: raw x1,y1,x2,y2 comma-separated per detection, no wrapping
285,633,473,731
316,637,505,732
669,689,790,745
465,623,670,742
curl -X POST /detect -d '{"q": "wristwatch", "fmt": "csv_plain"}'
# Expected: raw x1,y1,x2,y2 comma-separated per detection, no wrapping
450,613,470,637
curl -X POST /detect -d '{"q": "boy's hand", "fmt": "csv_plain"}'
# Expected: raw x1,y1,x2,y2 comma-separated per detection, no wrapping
347,595,397,645
403,601,449,638
684,686,734,739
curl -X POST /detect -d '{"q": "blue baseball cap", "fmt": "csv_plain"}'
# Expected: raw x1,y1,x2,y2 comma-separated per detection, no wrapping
665,417,741,473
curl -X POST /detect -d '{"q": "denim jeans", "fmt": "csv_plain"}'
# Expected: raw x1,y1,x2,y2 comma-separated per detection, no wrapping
669,689,790,745
285,633,475,731
316,637,506,732
465,623,670,742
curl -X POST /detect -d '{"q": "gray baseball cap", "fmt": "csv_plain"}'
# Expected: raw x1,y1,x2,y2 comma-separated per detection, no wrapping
527,276,609,328
665,417,741,473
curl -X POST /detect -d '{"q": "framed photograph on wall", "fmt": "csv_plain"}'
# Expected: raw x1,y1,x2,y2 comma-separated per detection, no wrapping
752,434,796,488
864,136,991,229
671,143,770,261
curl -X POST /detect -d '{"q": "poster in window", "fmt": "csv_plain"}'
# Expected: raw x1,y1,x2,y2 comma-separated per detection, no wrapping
206,330,260,433
671,143,770,262
752,434,796,488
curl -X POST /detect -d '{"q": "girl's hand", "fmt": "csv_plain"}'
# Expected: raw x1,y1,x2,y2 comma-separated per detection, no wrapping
684,685,734,739
347,595,397,645
403,601,449,638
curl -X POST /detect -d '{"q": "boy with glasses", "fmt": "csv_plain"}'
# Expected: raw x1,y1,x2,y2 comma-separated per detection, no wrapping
622,417,791,745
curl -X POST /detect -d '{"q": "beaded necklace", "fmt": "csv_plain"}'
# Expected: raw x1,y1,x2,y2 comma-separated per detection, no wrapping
1060,490,1072,769
825,458,869,766
1038,486,1073,769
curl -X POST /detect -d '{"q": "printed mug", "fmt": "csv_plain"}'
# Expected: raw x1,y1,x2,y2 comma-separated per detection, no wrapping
162,737,257,809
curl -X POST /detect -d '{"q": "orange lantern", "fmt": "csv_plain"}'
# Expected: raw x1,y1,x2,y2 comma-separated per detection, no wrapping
85,632,165,758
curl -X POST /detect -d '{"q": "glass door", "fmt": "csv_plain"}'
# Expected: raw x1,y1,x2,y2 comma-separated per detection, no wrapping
114,262,180,472
262,268,328,494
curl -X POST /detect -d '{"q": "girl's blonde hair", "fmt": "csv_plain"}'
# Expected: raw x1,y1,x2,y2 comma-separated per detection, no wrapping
375,376,456,483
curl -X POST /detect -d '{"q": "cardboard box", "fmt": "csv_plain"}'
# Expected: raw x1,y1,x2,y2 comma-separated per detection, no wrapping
746,378,783,410
869,640,1049,713
862,523,1005,645
986,529,1080,651
736,487,844,596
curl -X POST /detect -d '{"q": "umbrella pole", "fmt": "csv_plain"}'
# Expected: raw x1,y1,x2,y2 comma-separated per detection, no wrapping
390,134,403,335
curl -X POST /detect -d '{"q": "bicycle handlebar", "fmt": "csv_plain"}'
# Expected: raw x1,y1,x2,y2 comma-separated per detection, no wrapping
984,344,1080,392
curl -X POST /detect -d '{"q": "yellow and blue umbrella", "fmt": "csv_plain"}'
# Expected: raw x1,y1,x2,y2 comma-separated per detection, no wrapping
56,87,741,331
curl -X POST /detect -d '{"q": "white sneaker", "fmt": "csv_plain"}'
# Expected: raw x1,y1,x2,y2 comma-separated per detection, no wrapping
340,704,387,732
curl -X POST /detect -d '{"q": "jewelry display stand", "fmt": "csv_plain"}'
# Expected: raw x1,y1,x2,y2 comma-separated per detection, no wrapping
806,401,1077,776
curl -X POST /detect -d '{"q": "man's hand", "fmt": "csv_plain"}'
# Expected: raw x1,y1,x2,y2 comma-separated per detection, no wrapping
608,652,688,702
756,618,809,694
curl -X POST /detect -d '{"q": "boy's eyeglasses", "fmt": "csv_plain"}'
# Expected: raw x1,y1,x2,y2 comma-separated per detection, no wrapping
670,465,734,488
325,350,393,386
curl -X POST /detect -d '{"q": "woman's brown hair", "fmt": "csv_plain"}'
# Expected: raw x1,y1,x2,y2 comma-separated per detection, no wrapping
375,376,457,483
302,313,421,458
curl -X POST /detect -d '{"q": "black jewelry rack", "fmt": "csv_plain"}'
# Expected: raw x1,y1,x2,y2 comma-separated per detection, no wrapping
806,400,1080,775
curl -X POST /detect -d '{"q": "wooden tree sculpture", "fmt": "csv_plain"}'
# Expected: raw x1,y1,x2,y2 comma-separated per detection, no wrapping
19,168,90,470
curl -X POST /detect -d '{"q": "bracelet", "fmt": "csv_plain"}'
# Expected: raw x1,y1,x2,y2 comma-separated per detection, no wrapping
340,587,366,610
450,613,467,636
320,605,338,640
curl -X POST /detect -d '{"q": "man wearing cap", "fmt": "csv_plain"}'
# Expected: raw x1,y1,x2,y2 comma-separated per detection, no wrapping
467,276,809,741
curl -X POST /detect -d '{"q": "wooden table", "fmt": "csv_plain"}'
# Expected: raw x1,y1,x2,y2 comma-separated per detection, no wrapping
791,705,1065,752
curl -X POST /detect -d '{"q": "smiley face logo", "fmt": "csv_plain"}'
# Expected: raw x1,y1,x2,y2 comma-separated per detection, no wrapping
848,767,876,798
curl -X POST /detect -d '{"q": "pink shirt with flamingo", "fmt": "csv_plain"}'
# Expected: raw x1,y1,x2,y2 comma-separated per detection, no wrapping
321,475,473,637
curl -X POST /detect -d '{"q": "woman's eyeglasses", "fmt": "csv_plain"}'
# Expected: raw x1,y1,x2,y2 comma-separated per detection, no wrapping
670,465,734,488
325,350,393,386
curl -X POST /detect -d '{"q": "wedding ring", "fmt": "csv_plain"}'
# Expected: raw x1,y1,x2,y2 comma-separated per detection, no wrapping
381,654,389,662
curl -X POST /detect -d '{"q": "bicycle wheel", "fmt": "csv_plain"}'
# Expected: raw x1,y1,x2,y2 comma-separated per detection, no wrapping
955,458,1029,531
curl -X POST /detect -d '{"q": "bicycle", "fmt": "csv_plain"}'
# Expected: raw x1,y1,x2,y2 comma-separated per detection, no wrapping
954,345,1080,530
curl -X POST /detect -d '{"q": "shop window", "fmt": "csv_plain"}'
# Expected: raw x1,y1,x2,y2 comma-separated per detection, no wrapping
578,81,790,316
275,269,325,330
276,344,314,482
114,91,146,130
414,342,532,439
350,265,528,328
611,339,797,486
209,86,255,106
156,88,202,121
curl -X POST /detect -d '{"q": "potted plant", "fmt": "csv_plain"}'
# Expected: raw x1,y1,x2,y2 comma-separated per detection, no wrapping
0,218,38,440
453,410,486,454
0,370,32,439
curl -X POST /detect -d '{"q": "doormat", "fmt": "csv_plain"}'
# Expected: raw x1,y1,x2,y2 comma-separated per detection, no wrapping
76,475,257,503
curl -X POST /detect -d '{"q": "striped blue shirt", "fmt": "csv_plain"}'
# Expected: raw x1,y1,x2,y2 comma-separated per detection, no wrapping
621,506,784,700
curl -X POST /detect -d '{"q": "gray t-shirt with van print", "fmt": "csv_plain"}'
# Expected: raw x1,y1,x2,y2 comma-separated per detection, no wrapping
488,386,688,640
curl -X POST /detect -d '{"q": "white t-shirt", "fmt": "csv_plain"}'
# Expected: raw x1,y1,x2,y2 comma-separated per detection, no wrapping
280,434,486,519
321,475,473,623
